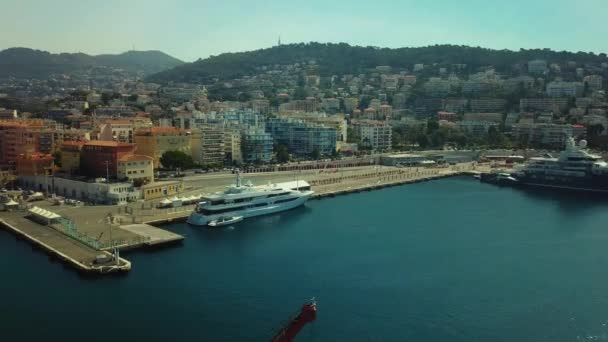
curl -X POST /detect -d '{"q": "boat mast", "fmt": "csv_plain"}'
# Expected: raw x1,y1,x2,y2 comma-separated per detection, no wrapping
236,171,242,188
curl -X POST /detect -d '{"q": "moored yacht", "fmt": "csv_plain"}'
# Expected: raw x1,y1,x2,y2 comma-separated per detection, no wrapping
187,173,314,226
512,137,608,193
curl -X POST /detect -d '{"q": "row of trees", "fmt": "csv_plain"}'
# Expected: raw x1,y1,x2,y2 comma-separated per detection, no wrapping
392,118,512,150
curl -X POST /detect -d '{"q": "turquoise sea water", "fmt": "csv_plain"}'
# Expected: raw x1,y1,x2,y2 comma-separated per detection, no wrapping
3,177,608,341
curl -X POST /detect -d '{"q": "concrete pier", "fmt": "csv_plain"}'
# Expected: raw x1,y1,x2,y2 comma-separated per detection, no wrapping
0,163,488,274
0,213,131,274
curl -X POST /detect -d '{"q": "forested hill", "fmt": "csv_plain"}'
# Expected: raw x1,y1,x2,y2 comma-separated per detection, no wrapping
0,48,183,78
147,42,608,83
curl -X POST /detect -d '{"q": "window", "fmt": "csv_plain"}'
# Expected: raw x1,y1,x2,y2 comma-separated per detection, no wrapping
275,197,298,204
268,192,290,198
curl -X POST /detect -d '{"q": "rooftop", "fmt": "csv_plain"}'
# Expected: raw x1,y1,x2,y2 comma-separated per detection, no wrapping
119,154,154,162
84,140,135,148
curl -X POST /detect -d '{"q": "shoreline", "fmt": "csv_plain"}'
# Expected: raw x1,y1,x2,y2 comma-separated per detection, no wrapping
0,164,487,275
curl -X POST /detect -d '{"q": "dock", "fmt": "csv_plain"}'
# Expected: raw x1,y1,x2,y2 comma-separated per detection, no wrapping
119,224,184,248
0,163,488,275
0,213,131,274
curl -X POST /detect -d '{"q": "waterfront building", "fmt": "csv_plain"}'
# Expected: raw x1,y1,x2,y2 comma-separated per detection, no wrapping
0,120,46,169
16,153,54,177
59,141,85,175
81,141,137,179
134,127,191,168
511,123,587,147
19,176,140,204
224,130,243,164
241,128,273,163
117,154,154,184
199,124,225,166
381,154,428,166
279,113,347,142
141,180,184,200
352,120,392,151
266,118,337,156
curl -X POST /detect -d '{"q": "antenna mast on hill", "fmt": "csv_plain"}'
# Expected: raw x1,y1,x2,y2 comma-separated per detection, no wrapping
278,35,281,46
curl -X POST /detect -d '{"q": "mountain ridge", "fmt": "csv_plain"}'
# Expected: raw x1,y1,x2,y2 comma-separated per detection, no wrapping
146,42,608,84
0,47,184,78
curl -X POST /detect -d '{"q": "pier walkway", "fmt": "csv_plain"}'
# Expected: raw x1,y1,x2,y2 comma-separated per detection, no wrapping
0,213,130,274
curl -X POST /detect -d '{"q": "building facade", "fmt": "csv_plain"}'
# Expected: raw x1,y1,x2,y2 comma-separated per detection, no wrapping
134,127,191,168
241,128,273,163
81,141,136,179
117,154,154,184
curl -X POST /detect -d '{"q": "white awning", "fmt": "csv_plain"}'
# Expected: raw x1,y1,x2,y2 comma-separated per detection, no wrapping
160,198,172,205
4,199,18,206
28,206,61,220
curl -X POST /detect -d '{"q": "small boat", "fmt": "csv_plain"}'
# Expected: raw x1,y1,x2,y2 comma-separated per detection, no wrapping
208,216,243,227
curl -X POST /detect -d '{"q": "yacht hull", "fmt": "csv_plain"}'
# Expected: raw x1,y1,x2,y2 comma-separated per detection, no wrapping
187,193,311,226
513,174,608,193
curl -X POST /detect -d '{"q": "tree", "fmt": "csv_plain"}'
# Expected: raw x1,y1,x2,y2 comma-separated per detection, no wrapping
416,133,429,149
293,87,308,100
160,150,194,170
311,147,321,160
426,118,440,134
52,151,62,168
276,144,290,163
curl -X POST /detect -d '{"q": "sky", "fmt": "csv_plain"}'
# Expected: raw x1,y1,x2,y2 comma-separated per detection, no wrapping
0,0,607,62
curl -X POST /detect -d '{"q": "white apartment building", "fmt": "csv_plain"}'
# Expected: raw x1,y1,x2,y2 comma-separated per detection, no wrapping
354,120,392,151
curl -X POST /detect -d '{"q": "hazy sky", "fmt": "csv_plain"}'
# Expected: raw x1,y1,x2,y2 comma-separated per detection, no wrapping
1,0,606,62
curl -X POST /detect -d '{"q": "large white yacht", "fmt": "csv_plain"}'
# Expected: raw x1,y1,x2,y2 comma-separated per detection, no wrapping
187,173,314,226
512,137,608,192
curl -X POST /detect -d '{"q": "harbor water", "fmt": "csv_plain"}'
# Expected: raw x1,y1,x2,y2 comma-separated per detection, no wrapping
3,177,608,341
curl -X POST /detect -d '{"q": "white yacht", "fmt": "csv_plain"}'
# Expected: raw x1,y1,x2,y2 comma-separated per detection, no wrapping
512,138,608,193
187,173,314,226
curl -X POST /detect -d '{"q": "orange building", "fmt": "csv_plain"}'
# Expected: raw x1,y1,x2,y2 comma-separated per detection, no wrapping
15,153,54,177
0,120,46,168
